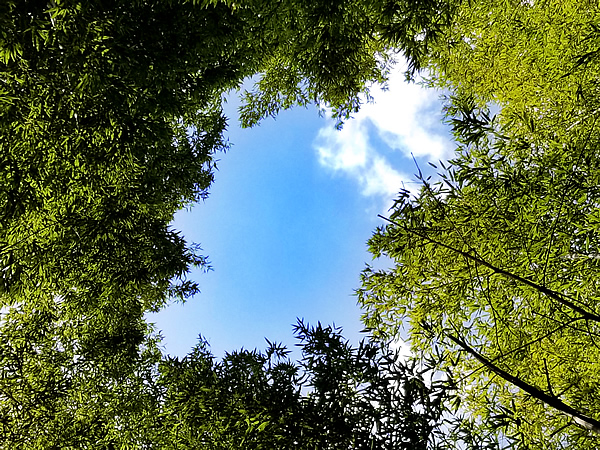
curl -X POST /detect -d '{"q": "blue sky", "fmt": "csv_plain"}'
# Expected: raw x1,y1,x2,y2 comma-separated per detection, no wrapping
149,65,453,360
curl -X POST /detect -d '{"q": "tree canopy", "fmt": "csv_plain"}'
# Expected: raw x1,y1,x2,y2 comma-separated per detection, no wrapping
3,0,600,448
359,0,600,447
0,0,451,447
360,130,600,447
152,321,457,449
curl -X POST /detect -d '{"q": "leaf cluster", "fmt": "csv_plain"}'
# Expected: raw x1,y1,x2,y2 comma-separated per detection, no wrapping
152,320,457,449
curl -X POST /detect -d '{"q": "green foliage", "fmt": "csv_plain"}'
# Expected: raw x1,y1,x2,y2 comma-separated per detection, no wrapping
0,3,245,442
359,101,600,447
356,1,600,447
153,321,459,449
237,0,390,128
425,0,600,149
11,0,600,448
0,1,247,311
374,0,459,75
237,0,460,128
0,300,162,449
0,0,460,447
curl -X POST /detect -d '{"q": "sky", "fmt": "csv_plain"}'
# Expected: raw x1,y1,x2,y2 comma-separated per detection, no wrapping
148,64,454,360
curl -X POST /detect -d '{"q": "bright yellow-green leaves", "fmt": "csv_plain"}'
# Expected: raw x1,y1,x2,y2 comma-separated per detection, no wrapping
361,138,600,446
360,1,600,444
428,0,600,148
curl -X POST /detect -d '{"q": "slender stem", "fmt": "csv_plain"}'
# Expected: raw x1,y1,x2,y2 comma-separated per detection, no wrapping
378,214,600,323
448,333,600,434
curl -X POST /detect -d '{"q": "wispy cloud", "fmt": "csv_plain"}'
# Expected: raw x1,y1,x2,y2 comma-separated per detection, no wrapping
314,64,453,206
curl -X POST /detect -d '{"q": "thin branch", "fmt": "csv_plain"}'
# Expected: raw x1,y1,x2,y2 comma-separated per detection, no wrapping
543,358,555,398
541,116,595,284
379,214,600,323
455,319,574,385
447,333,600,434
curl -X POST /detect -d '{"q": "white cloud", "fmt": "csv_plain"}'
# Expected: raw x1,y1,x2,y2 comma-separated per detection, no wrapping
362,157,408,198
315,120,369,172
315,122,412,200
314,62,453,205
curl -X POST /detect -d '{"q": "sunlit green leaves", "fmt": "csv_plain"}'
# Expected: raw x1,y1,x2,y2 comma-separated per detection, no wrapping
426,0,600,152
359,101,600,447
355,3,600,444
